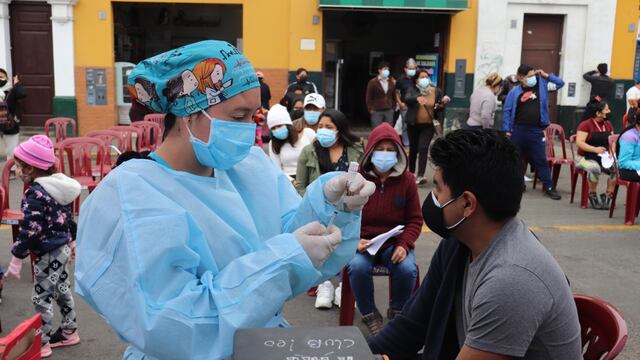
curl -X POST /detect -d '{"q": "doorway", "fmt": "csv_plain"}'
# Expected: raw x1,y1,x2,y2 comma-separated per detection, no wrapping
521,14,564,122
323,11,449,125
9,2,54,127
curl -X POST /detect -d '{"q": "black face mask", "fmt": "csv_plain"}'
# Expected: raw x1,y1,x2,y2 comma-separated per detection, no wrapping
290,109,304,120
298,76,308,83
422,191,466,239
0,79,7,87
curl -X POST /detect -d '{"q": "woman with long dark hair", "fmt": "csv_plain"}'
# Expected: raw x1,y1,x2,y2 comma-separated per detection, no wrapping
296,109,363,195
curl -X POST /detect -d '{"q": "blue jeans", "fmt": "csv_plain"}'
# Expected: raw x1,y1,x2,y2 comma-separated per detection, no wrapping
511,125,553,189
347,246,417,316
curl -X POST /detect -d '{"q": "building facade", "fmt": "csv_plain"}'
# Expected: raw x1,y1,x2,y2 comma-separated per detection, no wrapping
0,0,638,134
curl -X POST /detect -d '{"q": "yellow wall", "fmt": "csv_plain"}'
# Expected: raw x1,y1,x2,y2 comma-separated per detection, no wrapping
446,0,477,73
610,0,639,79
288,1,324,72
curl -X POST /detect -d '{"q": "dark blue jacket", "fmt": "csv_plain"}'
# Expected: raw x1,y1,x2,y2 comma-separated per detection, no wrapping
12,180,78,259
502,74,565,132
368,237,468,360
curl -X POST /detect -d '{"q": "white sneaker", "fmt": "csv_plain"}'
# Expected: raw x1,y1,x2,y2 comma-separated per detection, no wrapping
315,281,334,309
524,175,533,182
415,177,427,185
333,282,342,307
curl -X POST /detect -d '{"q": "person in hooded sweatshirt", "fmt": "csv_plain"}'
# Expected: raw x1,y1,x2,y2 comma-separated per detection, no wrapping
4,135,82,358
346,122,423,336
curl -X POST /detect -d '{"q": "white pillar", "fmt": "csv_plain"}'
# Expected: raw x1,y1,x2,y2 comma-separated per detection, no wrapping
0,0,11,75
48,0,76,97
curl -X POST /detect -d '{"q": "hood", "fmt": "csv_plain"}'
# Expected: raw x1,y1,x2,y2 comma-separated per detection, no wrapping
34,173,82,205
361,122,408,178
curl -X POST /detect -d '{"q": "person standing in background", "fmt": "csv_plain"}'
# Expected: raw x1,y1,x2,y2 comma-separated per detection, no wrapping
466,73,503,129
257,71,271,110
285,68,318,95
583,63,614,101
366,61,397,128
626,81,640,112
0,69,26,166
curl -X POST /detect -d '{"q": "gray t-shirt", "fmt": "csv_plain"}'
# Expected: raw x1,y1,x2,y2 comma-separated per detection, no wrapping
455,218,582,359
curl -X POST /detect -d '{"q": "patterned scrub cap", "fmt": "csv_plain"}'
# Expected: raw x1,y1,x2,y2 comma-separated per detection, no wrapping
127,40,259,117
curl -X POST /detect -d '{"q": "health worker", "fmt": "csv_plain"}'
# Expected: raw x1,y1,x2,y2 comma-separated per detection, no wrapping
75,40,375,360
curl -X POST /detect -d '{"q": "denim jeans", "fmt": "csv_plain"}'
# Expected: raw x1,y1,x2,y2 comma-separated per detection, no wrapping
347,246,417,316
511,125,553,189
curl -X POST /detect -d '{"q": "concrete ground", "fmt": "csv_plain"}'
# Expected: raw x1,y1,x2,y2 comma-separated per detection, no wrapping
0,161,638,359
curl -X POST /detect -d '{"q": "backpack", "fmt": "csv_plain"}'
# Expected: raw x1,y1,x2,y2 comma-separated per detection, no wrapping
0,97,16,132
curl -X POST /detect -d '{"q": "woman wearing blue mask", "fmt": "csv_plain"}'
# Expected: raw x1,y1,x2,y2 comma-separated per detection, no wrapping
296,109,364,196
267,104,311,181
404,69,449,185
75,41,375,360
346,123,423,336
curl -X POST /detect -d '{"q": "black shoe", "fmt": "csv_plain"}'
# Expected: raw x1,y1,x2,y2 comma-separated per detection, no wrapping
599,193,612,210
544,188,562,200
589,192,602,209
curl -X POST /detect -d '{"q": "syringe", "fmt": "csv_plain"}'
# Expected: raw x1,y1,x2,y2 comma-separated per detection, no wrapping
326,161,360,233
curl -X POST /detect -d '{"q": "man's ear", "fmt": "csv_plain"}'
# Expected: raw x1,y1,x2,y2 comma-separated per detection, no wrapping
461,191,478,218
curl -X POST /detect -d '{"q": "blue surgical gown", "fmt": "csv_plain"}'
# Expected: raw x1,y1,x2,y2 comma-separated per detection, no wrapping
74,147,361,360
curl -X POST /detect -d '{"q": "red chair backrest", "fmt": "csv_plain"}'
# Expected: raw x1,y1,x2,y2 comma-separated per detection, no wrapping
143,113,165,127
622,113,628,129
1,159,14,210
568,134,578,161
544,123,568,160
57,137,105,180
111,126,142,152
86,130,125,167
131,121,162,151
575,294,627,360
44,117,76,143
0,314,42,360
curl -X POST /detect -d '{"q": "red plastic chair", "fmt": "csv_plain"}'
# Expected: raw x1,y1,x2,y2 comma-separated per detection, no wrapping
339,264,420,326
143,113,165,127
575,294,627,360
533,124,573,191
111,126,142,152
568,135,589,208
57,137,105,215
608,135,640,225
131,121,162,151
622,113,628,129
44,117,76,143
0,314,42,360
86,130,125,177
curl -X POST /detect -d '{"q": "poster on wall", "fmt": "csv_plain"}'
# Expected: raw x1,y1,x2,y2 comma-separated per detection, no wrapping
416,53,439,86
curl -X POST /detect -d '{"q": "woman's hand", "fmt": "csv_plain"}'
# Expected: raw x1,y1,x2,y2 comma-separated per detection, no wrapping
357,239,372,253
391,246,407,264
417,96,428,105
594,146,607,154
12,75,19,85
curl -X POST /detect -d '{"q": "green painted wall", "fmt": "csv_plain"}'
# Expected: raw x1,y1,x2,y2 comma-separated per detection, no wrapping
52,96,78,136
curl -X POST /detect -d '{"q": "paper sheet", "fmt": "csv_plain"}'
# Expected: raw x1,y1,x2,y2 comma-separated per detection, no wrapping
366,225,405,255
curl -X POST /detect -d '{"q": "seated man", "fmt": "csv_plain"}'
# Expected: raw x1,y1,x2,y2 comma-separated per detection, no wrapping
368,129,581,360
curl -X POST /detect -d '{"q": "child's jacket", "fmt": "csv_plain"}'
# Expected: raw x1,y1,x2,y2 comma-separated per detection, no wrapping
12,173,81,259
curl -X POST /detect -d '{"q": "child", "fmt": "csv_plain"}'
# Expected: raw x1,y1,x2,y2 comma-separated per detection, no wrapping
4,135,81,358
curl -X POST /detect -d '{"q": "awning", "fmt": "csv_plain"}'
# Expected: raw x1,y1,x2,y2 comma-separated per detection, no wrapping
318,0,467,11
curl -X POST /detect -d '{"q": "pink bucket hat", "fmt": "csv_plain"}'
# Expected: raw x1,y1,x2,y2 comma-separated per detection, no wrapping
13,135,56,170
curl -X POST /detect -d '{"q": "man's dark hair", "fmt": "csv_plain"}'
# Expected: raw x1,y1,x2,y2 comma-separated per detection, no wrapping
430,129,524,221
296,68,308,76
378,61,390,70
597,63,608,75
517,64,534,76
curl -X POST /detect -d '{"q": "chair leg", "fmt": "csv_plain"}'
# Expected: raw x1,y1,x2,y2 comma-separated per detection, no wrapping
339,267,356,326
552,164,561,189
570,172,578,204
609,185,619,218
624,183,639,225
580,175,589,209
